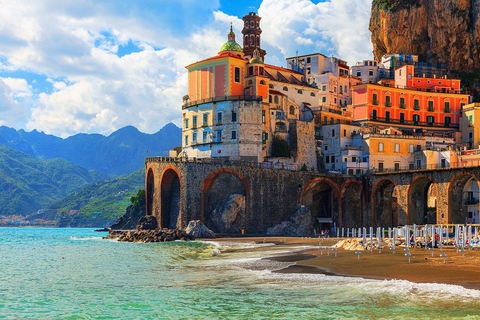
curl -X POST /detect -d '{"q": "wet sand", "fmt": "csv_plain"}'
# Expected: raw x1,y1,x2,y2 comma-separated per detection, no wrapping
210,236,480,290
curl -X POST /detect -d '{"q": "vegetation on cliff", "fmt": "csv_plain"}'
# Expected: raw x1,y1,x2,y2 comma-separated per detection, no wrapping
372,0,420,12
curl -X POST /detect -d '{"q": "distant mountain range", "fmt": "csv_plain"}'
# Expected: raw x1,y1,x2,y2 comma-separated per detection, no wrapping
0,144,110,217
0,123,181,176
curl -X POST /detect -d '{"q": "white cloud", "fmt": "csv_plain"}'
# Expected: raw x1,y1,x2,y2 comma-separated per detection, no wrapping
0,78,31,127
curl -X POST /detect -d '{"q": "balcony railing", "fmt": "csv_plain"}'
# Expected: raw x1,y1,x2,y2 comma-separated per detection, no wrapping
385,101,391,107
465,198,479,205
444,108,451,113
399,104,406,109
427,106,434,112
414,105,420,110
365,116,458,128
372,100,378,105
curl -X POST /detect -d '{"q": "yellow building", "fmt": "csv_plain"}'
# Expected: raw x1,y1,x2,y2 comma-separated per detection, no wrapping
460,103,480,150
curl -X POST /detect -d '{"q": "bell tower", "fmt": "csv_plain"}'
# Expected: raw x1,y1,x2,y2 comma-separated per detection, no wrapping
242,12,266,60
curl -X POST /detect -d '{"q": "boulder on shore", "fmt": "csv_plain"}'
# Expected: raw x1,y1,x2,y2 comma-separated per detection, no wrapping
107,228,194,242
136,215,158,230
185,220,216,238
266,206,313,237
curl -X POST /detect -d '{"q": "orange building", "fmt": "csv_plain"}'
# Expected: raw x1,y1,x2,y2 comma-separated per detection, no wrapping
353,65,469,137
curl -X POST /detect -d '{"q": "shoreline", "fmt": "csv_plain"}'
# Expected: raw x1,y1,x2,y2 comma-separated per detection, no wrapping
210,236,480,291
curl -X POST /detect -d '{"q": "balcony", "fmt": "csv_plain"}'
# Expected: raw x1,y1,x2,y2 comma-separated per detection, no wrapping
465,198,479,205
444,108,451,113
414,105,420,110
183,95,262,109
399,104,406,109
385,101,391,107
372,100,378,105
366,116,458,128
427,106,434,112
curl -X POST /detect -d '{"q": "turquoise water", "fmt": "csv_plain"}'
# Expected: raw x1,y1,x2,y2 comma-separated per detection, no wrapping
1,228,480,319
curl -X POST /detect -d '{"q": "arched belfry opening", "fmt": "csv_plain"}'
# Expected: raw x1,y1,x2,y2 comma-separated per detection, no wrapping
340,181,363,228
146,168,154,216
372,179,399,228
407,177,437,224
449,174,479,224
160,168,181,229
202,170,247,234
303,178,339,232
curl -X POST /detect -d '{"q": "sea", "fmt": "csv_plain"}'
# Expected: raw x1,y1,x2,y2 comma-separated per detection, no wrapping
1,228,480,319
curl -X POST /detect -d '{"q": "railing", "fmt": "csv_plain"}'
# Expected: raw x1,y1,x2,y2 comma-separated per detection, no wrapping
372,100,378,105
465,198,479,205
413,105,420,110
183,95,262,109
444,108,451,113
367,116,458,128
399,104,406,109
427,106,435,112
317,106,343,115
385,101,391,107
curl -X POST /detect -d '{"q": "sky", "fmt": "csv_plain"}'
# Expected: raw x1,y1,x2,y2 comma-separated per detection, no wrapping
0,0,373,138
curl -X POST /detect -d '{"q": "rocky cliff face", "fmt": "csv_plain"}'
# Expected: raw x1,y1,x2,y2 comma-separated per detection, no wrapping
370,0,480,72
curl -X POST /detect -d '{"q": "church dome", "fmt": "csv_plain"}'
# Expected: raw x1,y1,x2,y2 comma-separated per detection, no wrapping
249,49,264,64
220,25,243,53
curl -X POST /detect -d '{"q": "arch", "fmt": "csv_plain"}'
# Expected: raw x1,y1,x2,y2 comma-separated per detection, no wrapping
340,180,364,228
146,167,154,216
303,177,340,232
448,172,480,224
289,105,295,115
407,175,437,224
371,178,399,228
259,80,266,85
159,166,182,229
201,168,249,233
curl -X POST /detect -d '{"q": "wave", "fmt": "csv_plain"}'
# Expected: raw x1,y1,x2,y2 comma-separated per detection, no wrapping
70,236,104,241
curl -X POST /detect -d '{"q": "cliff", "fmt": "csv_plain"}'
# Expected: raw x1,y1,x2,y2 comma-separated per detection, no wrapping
370,0,480,72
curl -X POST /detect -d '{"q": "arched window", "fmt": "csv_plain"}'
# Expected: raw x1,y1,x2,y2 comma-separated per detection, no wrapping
297,90,303,94
250,21,254,28
275,121,287,132
259,80,266,85
256,35,260,47
283,86,288,91
259,67,264,75
269,84,274,89
289,105,295,115
250,35,255,45
248,80,253,85
245,36,249,46
310,92,315,97
269,95,272,103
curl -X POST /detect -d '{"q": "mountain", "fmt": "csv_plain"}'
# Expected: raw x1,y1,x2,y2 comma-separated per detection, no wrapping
44,169,145,227
0,144,110,217
370,0,480,72
0,123,181,176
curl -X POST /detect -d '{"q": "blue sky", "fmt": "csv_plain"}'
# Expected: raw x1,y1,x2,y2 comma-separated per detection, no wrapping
0,0,372,137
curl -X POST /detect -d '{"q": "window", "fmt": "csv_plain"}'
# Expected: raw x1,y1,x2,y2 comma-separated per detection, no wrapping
262,110,266,123
259,80,266,85
249,66,254,76
326,156,330,164
324,146,328,151
394,143,400,153
185,135,188,145
289,105,295,115
369,70,374,76
269,95,272,103
331,156,335,163
356,71,361,77
378,162,384,172
469,115,473,122
274,96,279,104
427,115,434,125
445,116,451,126
334,87,337,93
203,131,207,143
400,113,405,123
343,129,346,137
409,144,414,153
444,101,450,113
414,99,420,110
413,114,419,124
441,158,446,168
234,67,240,83
330,118,334,124
428,100,434,112
306,57,311,63
192,132,197,143
337,119,340,124
185,118,189,128
322,97,326,103
262,132,268,144
394,163,400,171
283,86,288,91
322,85,327,91
339,86,343,94
386,111,390,122
297,90,303,94
231,111,237,122
352,156,357,163
372,109,377,120
372,93,378,105
378,142,384,152
399,97,405,108
310,92,315,97
323,116,327,124
203,113,208,125
332,129,335,137
269,84,274,89
334,98,337,104
385,95,391,107
192,115,197,128
217,112,222,124
231,130,237,140
215,130,222,142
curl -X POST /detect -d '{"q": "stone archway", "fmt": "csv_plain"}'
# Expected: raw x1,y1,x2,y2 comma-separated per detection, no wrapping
448,173,479,224
146,168,154,216
372,178,399,228
159,167,181,229
407,176,437,224
303,178,340,232
340,180,363,228
201,169,248,234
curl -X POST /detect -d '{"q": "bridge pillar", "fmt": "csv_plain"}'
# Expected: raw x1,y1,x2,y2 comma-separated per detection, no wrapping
396,185,408,226
436,181,449,224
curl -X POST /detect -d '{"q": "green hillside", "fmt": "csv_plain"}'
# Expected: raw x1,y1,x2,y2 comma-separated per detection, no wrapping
0,144,110,217
47,169,145,227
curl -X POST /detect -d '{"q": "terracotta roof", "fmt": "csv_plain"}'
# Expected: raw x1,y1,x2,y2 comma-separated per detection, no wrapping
186,53,246,69
265,64,304,75
269,90,285,96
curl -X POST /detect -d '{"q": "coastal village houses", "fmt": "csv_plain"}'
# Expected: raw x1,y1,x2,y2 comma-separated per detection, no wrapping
176,12,480,224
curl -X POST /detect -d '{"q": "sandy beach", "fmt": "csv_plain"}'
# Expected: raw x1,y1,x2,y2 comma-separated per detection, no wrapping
211,236,480,290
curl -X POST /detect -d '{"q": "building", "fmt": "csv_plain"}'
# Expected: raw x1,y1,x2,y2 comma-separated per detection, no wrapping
353,64,469,137
460,103,480,150
381,54,447,79
350,60,389,84
182,18,319,169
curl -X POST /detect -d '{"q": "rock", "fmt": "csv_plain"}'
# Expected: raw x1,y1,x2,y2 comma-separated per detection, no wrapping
106,227,194,242
136,215,158,230
110,203,145,230
185,220,216,238
267,206,313,237
370,0,480,72
210,194,245,233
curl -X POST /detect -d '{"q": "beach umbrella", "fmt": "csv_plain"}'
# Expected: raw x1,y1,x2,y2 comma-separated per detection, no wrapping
439,225,443,248
440,253,446,264
388,227,391,239
424,224,428,249
363,227,366,249
413,224,417,248
370,227,373,251
463,226,467,249
475,226,478,244
355,251,361,259
353,228,356,238
405,251,411,262
342,228,344,238
393,228,397,250
455,224,460,248
347,228,350,238
431,225,435,249
332,248,337,257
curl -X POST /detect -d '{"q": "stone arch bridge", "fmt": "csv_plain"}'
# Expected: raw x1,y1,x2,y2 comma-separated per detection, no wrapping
145,157,480,234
